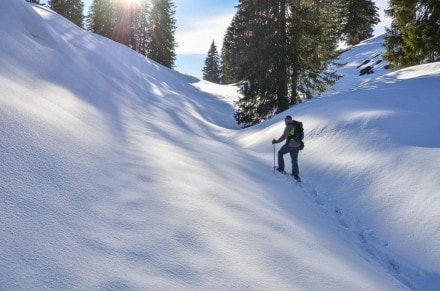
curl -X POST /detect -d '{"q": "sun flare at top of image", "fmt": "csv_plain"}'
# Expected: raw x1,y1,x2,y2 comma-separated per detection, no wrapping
120,0,141,7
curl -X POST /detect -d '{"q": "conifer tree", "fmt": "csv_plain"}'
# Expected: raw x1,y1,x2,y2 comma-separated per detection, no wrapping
384,0,440,69
88,0,150,52
233,0,290,126
49,0,84,28
111,1,132,46
287,0,340,104
221,14,242,84
87,0,116,39
146,0,177,68
340,0,380,45
231,0,341,127
130,0,150,56
203,40,222,83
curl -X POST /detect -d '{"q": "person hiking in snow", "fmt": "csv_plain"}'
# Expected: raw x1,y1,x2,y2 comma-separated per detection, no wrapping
272,115,303,182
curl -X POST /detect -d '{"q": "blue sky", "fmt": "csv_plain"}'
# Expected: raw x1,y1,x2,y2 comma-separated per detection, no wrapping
39,0,390,79
173,0,237,78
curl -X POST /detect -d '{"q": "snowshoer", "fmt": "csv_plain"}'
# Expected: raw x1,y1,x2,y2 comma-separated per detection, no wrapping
272,115,302,182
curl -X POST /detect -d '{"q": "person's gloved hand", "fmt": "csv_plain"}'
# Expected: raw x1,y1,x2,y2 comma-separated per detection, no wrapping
272,139,277,144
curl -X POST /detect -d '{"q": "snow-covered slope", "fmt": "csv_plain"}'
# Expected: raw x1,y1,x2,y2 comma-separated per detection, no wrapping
1,1,439,290
331,34,390,93
234,61,440,290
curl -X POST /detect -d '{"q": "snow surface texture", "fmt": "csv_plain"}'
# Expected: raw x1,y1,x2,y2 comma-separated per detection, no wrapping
1,1,439,290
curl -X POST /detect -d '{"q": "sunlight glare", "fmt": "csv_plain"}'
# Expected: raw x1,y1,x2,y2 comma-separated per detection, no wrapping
121,0,140,7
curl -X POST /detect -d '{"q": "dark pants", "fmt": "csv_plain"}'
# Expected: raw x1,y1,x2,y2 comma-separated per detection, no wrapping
278,144,300,177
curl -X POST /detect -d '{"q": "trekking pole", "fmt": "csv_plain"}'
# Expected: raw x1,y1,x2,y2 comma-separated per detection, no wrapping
273,143,276,174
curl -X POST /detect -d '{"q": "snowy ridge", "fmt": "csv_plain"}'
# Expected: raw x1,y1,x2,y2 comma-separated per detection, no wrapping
1,0,440,290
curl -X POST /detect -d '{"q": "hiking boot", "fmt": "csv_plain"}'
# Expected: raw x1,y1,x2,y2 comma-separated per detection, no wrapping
293,175,301,182
276,168,286,174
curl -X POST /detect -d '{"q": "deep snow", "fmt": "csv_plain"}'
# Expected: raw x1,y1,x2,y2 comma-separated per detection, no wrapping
1,1,439,290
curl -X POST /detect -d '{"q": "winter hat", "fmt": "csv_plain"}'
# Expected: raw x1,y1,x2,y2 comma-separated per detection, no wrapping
285,115,292,120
